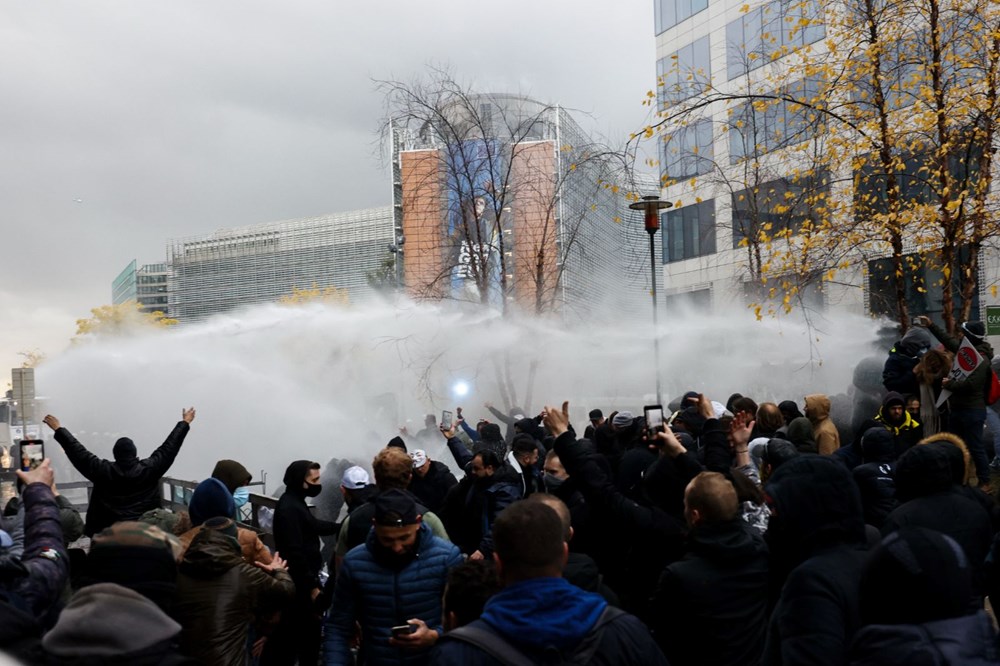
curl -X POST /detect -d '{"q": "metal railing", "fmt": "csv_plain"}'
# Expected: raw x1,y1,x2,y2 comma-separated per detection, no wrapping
161,476,278,550
2,472,280,550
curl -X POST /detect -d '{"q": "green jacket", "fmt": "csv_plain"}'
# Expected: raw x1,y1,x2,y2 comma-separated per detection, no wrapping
928,322,994,410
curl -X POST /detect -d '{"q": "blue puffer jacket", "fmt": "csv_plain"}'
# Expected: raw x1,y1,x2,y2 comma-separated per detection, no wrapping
323,522,462,666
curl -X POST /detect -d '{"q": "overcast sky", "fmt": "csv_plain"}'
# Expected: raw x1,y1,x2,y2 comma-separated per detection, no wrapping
0,1,656,374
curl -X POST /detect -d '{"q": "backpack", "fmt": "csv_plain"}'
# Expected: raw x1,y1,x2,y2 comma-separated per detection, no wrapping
442,605,625,666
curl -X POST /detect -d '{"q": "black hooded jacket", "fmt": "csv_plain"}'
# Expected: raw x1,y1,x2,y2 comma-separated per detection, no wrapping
882,443,992,604
652,519,769,666
273,461,337,599
882,327,932,395
852,428,898,528
553,431,688,621
850,611,1000,666
408,460,458,514
54,423,190,536
762,456,869,666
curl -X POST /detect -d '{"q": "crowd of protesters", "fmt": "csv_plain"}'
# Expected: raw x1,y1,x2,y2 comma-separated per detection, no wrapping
4,317,1000,664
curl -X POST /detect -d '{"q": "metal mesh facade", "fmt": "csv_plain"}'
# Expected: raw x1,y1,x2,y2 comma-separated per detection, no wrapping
555,111,658,319
167,208,395,322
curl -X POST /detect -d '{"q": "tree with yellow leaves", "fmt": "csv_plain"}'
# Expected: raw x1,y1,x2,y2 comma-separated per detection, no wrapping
277,284,350,306
640,0,1000,335
17,349,45,368
74,301,178,341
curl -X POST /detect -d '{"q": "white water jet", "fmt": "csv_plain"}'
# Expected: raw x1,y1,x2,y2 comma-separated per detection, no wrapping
35,298,887,489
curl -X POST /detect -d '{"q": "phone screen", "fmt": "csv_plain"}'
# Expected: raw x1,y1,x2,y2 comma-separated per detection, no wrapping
19,441,44,472
441,410,454,429
644,405,664,435
391,623,416,637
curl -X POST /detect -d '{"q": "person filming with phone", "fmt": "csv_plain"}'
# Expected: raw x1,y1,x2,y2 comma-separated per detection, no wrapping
42,408,196,536
323,488,462,665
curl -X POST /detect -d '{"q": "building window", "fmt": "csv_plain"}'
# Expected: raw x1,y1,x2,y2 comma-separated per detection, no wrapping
868,248,979,321
729,78,824,163
658,36,711,107
731,171,830,248
726,0,825,80
655,0,709,35
665,287,712,312
662,119,714,183
744,273,825,311
854,146,983,220
663,199,716,263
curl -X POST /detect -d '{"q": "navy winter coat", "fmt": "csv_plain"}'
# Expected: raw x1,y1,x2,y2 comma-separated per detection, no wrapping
850,610,1000,665
323,522,461,666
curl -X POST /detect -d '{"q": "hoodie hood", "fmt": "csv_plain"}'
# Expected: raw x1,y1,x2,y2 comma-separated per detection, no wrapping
479,423,503,443
765,455,865,558
282,460,316,497
861,427,896,464
211,460,251,494
786,416,818,452
514,418,545,442
898,327,933,357
917,432,973,486
804,394,831,423
894,443,955,501
688,519,767,563
762,439,800,469
480,577,607,651
43,583,182,657
851,611,1000,666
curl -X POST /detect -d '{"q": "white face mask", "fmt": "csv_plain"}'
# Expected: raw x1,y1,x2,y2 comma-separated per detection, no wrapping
233,486,250,508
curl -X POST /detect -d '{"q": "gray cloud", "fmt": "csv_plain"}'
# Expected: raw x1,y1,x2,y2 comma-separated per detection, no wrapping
0,0,655,370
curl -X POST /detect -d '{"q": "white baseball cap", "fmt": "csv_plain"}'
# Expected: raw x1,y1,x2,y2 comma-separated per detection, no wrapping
340,466,370,489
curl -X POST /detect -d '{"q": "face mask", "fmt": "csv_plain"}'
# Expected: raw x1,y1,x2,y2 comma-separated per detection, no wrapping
233,486,250,508
544,473,566,492
304,483,322,498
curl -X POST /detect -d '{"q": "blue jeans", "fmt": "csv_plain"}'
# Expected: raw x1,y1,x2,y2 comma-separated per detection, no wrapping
950,408,989,485
985,408,1000,460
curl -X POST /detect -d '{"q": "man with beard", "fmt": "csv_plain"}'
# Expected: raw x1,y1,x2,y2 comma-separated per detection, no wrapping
323,489,462,666
851,392,923,462
439,448,522,561
263,460,338,666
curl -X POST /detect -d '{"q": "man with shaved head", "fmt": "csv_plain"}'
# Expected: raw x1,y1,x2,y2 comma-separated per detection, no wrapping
651,472,769,666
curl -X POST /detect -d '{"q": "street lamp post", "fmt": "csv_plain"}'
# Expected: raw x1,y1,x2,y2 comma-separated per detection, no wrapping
629,195,672,405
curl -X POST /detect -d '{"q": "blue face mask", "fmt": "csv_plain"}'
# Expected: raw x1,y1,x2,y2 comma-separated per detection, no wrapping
233,486,250,508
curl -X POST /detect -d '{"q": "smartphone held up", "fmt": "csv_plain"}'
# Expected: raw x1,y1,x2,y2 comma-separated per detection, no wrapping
19,439,44,472
644,405,665,439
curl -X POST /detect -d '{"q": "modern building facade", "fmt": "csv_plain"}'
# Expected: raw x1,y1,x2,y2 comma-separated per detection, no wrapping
653,0,995,321
166,208,395,322
111,260,171,315
391,94,656,319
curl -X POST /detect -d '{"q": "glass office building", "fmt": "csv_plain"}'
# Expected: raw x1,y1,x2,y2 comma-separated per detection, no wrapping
112,260,171,316
167,207,395,322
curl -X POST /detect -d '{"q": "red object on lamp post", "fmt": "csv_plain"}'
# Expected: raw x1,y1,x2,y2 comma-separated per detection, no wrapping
629,195,672,234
